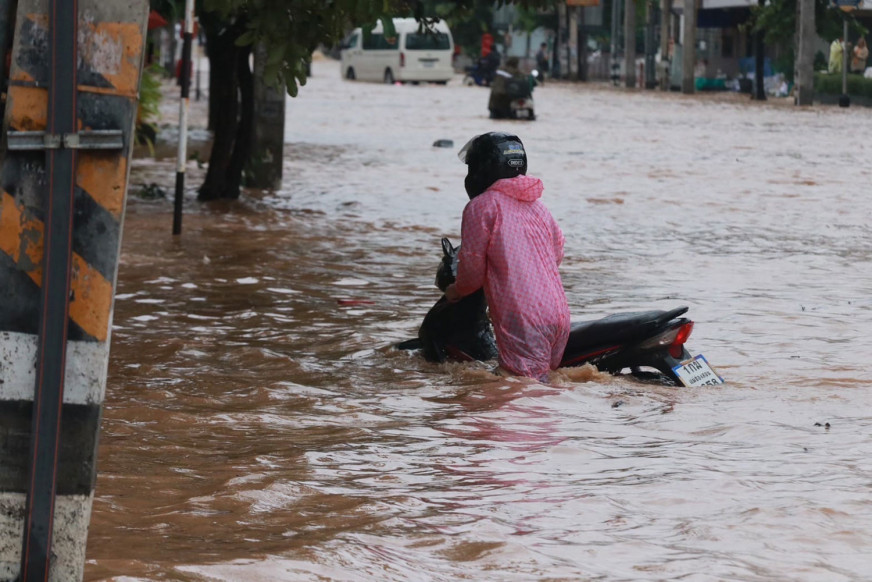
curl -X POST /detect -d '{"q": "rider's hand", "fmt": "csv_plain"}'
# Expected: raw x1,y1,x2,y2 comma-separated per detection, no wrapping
445,284,462,303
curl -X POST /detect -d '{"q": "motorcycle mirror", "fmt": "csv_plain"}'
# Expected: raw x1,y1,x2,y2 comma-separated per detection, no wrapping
441,237,455,257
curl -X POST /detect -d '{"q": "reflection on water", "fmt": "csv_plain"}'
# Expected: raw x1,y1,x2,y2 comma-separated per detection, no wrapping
86,60,872,581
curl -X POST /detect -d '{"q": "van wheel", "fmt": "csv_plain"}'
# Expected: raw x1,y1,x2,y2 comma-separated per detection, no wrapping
384,68,395,84
346,67,355,80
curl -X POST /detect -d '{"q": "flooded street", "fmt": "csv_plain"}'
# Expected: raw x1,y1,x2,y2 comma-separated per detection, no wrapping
85,58,872,581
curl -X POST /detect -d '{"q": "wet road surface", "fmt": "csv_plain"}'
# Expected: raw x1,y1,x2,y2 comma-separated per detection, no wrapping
85,58,872,581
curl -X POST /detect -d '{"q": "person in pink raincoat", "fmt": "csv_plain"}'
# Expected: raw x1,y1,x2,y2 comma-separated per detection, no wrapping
445,132,570,380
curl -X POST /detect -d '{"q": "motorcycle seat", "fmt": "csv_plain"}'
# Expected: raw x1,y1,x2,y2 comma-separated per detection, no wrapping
565,306,689,351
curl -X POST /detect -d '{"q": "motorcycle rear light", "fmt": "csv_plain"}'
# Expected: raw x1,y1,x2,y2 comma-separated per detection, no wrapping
672,322,694,346
400,52,405,67
668,322,693,359
518,99,525,106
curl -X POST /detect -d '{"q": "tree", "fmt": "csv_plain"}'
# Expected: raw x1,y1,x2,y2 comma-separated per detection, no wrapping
746,0,865,83
196,0,554,201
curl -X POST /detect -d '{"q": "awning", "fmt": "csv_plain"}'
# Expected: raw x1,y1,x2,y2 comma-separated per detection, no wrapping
148,10,168,30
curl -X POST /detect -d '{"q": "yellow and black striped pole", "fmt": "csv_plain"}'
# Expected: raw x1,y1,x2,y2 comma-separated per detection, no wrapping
0,0,148,579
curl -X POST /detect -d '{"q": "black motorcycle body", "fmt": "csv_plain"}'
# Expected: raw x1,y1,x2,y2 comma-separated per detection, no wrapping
397,238,696,385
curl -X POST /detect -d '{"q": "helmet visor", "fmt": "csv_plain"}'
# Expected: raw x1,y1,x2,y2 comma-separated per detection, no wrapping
457,135,480,164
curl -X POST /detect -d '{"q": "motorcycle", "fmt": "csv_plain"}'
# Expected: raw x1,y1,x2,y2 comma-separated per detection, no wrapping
396,238,723,387
488,71,536,120
463,60,496,87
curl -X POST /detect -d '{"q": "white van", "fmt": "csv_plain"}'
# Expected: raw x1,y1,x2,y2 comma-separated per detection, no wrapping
340,18,454,84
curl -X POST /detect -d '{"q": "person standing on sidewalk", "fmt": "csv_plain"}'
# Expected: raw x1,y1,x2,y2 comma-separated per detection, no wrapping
535,42,549,83
852,37,868,74
829,36,844,74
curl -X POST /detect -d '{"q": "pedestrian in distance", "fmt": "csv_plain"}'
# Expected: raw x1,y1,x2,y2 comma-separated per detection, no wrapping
829,36,844,74
852,37,868,74
535,42,549,83
445,132,570,382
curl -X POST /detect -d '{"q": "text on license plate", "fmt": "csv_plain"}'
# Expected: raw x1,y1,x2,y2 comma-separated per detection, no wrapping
672,354,724,387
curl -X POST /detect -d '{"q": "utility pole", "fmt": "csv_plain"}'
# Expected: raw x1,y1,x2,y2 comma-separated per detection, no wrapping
833,1,861,107
557,2,566,79
1,0,149,579
610,0,622,85
660,0,673,90
577,7,588,82
840,14,850,106
644,0,658,88
681,0,697,94
796,0,815,105
569,5,579,80
624,0,636,88
753,0,766,100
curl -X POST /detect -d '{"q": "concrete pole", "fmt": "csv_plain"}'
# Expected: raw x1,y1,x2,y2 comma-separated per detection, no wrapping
610,0,622,84
568,5,579,80
644,0,658,88
578,7,589,82
681,0,697,94
557,2,566,79
840,16,850,107
796,0,815,105
660,0,673,90
624,0,636,88
247,43,287,189
0,0,149,580
752,0,766,100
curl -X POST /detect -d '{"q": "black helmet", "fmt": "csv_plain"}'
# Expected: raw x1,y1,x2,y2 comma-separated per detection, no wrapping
458,132,527,199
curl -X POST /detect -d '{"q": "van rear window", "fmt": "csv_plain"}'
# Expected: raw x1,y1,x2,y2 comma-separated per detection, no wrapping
405,33,450,51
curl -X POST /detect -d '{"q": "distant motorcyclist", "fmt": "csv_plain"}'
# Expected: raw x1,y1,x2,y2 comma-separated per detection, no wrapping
488,56,533,119
480,47,501,86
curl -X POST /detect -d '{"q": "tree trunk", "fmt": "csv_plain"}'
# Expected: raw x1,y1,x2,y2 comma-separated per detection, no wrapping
796,0,815,105
206,28,220,132
224,43,254,195
198,15,252,201
568,6,578,80
247,43,286,189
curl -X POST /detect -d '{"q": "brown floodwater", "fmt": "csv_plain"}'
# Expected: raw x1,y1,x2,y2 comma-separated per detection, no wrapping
84,59,872,581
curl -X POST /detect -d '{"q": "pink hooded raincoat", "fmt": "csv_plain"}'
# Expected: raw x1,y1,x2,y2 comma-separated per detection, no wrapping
454,175,570,380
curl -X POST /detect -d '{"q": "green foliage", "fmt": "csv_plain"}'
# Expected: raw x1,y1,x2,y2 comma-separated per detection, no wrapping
201,0,556,95
137,64,163,124
815,71,872,97
747,0,866,46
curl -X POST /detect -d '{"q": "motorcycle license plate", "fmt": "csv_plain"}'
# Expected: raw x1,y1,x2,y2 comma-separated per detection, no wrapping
515,109,530,118
672,354,724,387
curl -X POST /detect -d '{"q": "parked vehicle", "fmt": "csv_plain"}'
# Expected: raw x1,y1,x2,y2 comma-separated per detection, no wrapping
396,238,724,387
339,18,454,84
